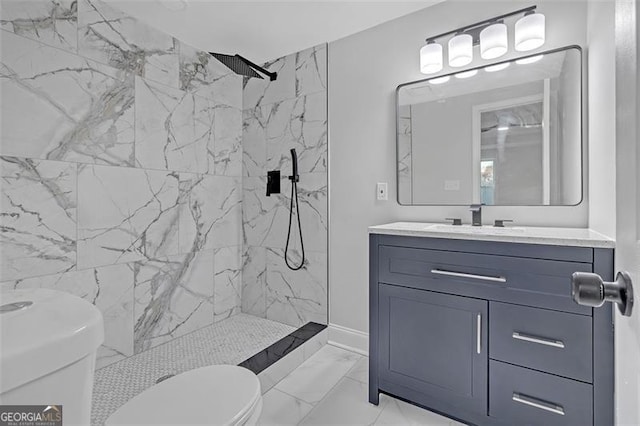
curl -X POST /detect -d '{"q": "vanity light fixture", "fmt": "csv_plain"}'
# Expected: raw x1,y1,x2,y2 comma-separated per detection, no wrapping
448,34,473,67
480,23,508,59
421,6,543,72
428,75,450,84
485,62,511,72
516,54,544,65
420,42,443,74
515,12,546,51
455,69,478,79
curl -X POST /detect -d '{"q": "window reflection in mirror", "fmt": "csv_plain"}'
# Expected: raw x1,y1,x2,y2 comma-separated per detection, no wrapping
396,47,583,206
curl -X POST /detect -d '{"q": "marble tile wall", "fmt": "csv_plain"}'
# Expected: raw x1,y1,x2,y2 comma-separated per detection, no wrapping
0,0,243,369
241,44,328,327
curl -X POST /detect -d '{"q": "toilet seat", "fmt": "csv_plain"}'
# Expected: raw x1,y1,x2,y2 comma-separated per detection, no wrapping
105,365,262,426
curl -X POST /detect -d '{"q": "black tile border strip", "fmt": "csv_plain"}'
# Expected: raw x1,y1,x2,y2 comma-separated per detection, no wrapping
238,322,327,374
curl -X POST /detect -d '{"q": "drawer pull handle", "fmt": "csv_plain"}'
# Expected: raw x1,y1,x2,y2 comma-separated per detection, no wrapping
512,332,565,349
431,269,506,283
477,314,482,354
512,393,565,416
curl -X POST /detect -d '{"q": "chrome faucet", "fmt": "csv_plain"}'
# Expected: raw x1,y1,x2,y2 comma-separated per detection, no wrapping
470,204,482,226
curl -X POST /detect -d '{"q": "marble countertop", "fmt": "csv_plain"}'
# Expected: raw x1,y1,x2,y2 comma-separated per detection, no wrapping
368,222,615,248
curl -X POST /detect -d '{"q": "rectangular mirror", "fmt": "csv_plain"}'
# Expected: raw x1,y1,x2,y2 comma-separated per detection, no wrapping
397,46,583,206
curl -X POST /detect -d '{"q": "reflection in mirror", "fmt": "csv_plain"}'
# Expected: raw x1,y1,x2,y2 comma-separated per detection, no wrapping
397,47,583,206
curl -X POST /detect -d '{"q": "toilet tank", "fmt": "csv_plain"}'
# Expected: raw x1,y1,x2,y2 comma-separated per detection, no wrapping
0,289,104,426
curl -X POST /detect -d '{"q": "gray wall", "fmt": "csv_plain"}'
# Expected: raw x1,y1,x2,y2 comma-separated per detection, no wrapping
0,0,243,368
241,45,328,328
328,1,588,337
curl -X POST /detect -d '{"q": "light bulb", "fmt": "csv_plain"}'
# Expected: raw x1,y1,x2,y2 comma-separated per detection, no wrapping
448,34,473,67
480,23,508,60
420,43,443,74
515,13,545,51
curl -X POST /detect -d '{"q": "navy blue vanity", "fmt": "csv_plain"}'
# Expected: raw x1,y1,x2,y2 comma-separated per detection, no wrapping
369,223,615,426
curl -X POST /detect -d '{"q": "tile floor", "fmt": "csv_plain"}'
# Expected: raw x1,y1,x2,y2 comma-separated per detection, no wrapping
259,345,465,425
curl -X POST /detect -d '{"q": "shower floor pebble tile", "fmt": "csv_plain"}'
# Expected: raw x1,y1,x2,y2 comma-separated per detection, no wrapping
91,314,294,426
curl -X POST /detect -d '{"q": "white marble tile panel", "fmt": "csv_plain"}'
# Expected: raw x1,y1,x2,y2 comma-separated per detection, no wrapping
134,77,214,174
295,44,327,97
243,53,295,110
242,107,268,177
77,0,179,87
265,248,327,327
260,388,314,426
241,246,267,318
1,263,135,369
299,377,386,425
0,0,78,52
242,176,282,247
0,31,135,166
265,92,327,174
133,249,214,353
213,105,242,176
275,344,361,405
0,157,77,281
179,173,241,253
77,164,180,269
178,41,242,108
302,330,327,360
213,246,242,323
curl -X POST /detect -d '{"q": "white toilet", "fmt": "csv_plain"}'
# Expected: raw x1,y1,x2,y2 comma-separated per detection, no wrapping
105,365,263,426
0,288,104,426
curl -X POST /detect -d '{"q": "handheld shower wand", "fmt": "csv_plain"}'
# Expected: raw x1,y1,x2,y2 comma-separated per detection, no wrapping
285,149,305,270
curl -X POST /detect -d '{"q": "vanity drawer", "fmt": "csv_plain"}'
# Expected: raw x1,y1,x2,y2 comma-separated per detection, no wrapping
489,302,592,382
489,360,593,426
378,245,592,314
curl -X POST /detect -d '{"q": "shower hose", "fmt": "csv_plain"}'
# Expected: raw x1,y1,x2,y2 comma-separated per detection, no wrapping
285,179,305,271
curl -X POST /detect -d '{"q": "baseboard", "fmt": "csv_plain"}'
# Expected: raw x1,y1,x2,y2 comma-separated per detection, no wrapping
328,323,369,356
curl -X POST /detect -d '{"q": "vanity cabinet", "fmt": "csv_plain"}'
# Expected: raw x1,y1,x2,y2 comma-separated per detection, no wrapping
369,233,614,426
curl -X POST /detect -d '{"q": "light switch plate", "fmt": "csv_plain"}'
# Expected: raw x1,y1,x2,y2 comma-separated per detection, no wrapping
444,180,460,191
377,182,388,200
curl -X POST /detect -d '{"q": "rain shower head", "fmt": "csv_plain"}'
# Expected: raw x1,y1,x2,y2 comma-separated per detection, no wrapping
209,53,277,81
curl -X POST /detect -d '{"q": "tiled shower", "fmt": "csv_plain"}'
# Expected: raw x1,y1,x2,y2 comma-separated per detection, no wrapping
0,0,327,375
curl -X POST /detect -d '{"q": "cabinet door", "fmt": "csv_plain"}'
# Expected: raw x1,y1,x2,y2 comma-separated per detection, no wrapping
378,284,488,415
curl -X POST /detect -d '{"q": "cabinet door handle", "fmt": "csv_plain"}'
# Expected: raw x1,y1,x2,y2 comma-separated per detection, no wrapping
477,313,482,354
512,393,565,416
431,269,506,283
512,332,565,349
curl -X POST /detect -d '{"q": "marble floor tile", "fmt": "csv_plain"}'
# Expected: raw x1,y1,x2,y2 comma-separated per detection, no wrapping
0,0,78,52
345,356,369,384
299,377,386,425
275,344,361,405
0,157,77,281
260,388,314,426
375,395,464,426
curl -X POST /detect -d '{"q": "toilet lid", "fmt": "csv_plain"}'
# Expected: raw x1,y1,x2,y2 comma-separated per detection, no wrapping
106,366,261,426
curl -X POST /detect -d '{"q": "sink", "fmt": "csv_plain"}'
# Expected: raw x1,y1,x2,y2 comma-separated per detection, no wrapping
427,224,527,235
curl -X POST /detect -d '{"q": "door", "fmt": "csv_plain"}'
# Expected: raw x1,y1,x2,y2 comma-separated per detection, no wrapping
614,1,640,424
378,284,488,415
